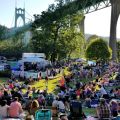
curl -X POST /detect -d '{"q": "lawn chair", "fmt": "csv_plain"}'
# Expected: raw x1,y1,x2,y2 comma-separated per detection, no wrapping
35,109,52,120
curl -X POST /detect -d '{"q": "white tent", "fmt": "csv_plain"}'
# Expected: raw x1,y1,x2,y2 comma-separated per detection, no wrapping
22,57,46,63
76,58,86,62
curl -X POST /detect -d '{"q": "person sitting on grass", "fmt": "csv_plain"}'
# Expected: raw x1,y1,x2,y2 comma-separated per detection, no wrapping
109,99,118,117
57,97,65,113
30,98,39,116
0,100,9,118
85,95,91,108
98,85,108,99
96,98,111,120
8,97,23,118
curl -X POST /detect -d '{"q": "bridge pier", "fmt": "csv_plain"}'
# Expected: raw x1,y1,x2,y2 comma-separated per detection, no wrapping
79,16,85,35
109,0,120,60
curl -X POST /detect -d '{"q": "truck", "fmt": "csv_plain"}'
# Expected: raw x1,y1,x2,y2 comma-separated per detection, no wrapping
12,53,50,79
0,56,10,71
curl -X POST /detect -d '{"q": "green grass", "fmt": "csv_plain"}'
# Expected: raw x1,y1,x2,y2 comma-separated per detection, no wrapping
23,68,71,94
80,77,96,83
0,77,8,83
83,108,96,116
69,77,95,88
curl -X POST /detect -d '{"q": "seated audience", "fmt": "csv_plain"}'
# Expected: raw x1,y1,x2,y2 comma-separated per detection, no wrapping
0,100,9,118
109,100,118,117
96,98,111,119
8,97,23,118
30,98,39,116
68,94,85,120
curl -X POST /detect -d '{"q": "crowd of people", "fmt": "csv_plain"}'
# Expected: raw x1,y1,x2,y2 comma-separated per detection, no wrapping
0,60,120,120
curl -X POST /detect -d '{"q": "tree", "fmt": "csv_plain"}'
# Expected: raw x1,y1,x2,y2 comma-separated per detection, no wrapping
87,35,99,44
85,38,111,61
0,25,8,40
58,27,85,59
31,2,85,61
0,38,31,59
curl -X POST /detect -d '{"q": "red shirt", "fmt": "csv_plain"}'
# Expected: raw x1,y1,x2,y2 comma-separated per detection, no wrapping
76,89,81,96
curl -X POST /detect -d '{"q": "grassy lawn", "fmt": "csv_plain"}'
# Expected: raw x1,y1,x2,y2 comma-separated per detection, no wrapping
31,75,61,93
0,77,8,83
80,77,96,83
83,108,96,116
0,68,71,94
23,68,71,93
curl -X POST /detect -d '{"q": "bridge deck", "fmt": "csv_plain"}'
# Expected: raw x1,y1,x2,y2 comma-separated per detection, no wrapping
56,0,110,15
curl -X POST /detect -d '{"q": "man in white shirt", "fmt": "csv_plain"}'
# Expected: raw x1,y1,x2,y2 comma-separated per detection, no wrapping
99,85,107,95
99,85,109,99
57,98,65,113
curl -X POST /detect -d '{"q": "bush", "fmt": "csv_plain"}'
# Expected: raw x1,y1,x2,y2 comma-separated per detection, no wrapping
0,70,11,77
85,38,111,61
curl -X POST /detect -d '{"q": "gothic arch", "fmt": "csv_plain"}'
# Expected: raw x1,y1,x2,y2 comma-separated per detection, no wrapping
15,8,25,27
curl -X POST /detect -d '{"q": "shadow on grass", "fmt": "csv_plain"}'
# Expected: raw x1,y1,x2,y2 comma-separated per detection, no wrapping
83,107,96,116
0,77,9,83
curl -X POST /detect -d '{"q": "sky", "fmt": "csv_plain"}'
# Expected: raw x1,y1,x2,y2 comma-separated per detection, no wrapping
0,0,120,38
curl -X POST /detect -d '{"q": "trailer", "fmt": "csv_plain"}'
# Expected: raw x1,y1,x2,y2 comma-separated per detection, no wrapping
12,53,50,79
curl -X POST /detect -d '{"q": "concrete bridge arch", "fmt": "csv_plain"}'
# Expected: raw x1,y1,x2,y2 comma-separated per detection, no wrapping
15,8,25,28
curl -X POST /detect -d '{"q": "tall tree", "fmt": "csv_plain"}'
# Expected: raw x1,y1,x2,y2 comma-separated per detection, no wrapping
31,2,85,61
0,25,8,40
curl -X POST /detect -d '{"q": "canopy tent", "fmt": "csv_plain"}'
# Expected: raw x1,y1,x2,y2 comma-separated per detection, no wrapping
88,61,96,65
23,53,46,59
22,57,46,63
75,58,86,62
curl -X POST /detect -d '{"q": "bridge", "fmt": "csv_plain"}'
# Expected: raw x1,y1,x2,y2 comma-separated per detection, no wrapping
4,0,120,60
63,0,111,14
4,0,111,39
58,0,120,60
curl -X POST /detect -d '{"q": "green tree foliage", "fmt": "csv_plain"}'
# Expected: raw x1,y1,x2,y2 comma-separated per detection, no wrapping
0,39,30,59
87,35,99,44
0,25,8,40
85,38,111,61
58,27,85,59
0,40,19,58
31,1,85,61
